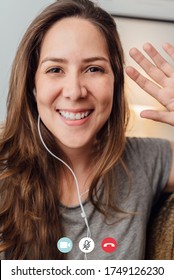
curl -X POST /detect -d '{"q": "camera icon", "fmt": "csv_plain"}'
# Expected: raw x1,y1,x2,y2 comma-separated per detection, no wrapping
57,237,73,253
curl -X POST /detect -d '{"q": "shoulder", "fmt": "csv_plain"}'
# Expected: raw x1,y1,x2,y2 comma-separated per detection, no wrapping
125,136,171,150
122,137,173,194
124,137,172,161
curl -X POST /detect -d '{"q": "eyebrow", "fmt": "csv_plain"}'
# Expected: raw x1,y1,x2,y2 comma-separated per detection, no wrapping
40,57,68,65
40,56,110,65
83,57,109,63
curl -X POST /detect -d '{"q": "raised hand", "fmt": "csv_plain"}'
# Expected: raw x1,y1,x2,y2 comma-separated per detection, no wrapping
126,43,174,126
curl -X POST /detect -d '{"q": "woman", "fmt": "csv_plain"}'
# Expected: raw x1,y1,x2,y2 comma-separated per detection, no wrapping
0,0,174,260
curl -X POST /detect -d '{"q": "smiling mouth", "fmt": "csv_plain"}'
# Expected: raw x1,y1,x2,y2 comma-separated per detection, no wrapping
58,110,92,120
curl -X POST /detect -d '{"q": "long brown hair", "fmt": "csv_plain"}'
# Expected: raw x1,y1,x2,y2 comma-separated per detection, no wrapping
0,0,129,259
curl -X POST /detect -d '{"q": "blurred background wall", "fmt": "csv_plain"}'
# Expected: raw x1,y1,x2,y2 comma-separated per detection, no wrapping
0,0,174,139
0,0,55,123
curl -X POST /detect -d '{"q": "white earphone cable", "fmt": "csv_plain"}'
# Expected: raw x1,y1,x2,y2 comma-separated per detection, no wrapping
37,115,91,238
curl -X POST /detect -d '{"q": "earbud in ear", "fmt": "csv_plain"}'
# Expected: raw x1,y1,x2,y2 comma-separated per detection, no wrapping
33,88,36,96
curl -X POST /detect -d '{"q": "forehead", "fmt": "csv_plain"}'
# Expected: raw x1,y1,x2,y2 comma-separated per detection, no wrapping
39,17,109,58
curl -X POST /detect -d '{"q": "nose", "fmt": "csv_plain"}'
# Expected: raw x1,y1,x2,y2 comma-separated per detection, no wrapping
62,73,87,100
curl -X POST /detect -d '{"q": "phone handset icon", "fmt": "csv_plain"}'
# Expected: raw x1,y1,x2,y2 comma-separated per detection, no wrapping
102,237,117,253
103,242,115,248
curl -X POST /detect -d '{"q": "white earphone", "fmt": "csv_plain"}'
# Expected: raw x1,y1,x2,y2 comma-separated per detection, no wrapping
37,115,91,239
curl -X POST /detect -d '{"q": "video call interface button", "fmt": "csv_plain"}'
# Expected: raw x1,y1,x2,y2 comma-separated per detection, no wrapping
57,237,73,253
79,237,95,253
101,237,117,253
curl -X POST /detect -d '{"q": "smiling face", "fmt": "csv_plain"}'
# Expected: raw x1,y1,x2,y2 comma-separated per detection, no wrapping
35,17,114,153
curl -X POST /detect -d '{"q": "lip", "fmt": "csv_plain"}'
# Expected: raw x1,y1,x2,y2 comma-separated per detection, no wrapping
56,108,93,126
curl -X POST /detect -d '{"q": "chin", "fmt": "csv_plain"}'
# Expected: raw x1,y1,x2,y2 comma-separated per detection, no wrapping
62,142,89,150
57,137,94,151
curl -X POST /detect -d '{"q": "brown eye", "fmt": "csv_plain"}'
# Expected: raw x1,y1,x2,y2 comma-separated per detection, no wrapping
47,67,62,73
87,66,104,73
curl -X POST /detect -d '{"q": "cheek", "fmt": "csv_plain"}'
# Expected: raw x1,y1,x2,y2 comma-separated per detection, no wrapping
35,71,61,103
98,83,114,111
36,81,60,106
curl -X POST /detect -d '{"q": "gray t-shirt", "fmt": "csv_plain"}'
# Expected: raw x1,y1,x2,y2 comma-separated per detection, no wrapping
0,137,172,260
60,137,172,260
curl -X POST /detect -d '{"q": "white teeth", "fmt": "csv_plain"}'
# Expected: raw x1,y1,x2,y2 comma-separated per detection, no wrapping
59,110,91,120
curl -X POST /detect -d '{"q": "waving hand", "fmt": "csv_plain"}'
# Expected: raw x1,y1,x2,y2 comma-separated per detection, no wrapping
126,43,174,126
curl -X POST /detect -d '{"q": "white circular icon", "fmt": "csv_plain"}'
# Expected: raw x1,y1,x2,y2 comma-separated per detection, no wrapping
79,237,95,253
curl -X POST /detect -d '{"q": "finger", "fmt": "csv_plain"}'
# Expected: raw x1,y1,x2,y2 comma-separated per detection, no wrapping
163,43,174,60
143,43,174,77
126,66,174,109
126,66,161,98
140,110,174,126
129,47,166,86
